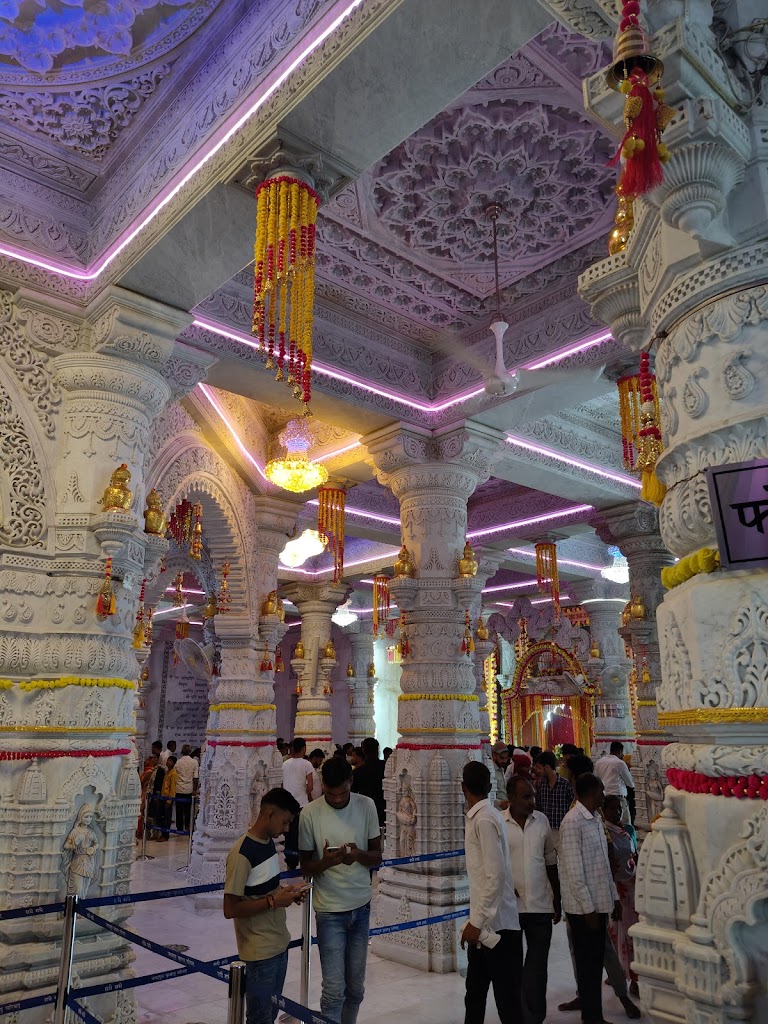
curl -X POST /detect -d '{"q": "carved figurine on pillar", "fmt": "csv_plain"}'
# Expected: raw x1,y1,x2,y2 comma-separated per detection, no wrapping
364,420,504,972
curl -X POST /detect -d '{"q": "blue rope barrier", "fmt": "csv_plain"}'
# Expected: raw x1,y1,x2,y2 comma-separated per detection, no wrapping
368,908,468,937
77,907,229,983
379,848,464,868
81,882,223,909
73,955,238,1000
0,992,56,1015
274,993,338,1024
144,826,191,836
0,900,64,922
67,996,102,1024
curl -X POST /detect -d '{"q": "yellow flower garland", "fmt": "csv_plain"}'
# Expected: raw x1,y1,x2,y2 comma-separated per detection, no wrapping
661,547,719,590
398,694,478,702
659,707,768,726
17,676,135,692
210,703,276,713
637,700,657,707
0,679,12,689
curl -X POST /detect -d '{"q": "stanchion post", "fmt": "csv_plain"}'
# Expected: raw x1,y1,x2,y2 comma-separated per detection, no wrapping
300,880,314,1009
227,960,246,1024
53,893,78,1024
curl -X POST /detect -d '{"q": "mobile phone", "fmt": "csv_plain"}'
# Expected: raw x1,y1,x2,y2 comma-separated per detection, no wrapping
297,883,313,893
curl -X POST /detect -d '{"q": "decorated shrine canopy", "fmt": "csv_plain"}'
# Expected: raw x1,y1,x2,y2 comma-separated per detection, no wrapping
505,692,593,754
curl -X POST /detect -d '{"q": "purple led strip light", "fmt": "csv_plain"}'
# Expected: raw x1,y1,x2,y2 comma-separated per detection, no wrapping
0,0,367,281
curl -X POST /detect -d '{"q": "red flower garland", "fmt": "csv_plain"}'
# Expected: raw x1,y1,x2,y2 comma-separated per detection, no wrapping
397,742,482,751
208,740,277,749
0,748,131,761
667,767,768,800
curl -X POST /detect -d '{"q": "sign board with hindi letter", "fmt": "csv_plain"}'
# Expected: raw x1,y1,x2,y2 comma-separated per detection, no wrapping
707,458,768,570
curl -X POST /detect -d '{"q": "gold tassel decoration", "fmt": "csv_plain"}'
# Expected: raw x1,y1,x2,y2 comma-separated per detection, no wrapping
132,578,147,649
373,574,390,639
96,557,116,619
144,606,153,647
252,174,319,412
535,541,560,618
189,502,203,560
318,486,346,583
218,561,231,614
618,353,666,506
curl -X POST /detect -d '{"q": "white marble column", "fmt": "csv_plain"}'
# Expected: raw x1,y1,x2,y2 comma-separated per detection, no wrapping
593,504,674,827
189,497,298,886
364,421,503,972
0,286,190,1022
373,636,401,751
282,582,350,747
344,619,376,742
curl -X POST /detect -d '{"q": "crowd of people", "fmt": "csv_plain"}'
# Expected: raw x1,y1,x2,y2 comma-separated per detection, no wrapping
222,736,642,1024
137,739,200,840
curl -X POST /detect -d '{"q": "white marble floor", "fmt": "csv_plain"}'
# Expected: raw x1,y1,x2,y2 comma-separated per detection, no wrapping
126,836,643,1024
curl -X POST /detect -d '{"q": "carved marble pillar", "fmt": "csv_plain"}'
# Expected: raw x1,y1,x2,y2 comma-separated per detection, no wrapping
364,421,503,972
561,7,768,1012
593,505,675,829
0,286,191,1022
373,635,401,751
282,582,350,746
189,497,298,886
344,619,376,742
571,580,633,758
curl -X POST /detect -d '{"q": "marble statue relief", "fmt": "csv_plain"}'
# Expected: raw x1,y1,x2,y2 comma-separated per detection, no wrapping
395,780,417,859
62,804,99,898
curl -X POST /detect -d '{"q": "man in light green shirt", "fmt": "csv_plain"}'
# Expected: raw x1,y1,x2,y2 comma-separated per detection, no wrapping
299,756,382,1023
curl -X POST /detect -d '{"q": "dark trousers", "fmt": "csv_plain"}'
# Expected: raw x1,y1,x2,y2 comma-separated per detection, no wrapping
284,811,300,870
464,928,523,1024
176,795,191,833
567,912,608,1024
520,913,553,1024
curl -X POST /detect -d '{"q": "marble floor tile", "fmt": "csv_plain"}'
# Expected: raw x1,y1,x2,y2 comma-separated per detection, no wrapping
129,838,642,1024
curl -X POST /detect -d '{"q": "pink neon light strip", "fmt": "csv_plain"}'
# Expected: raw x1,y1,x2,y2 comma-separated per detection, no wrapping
524,332,612,370
306,498,401,526
198,382,269,482
467,504,593,540
482,579,539,594
505,435,640,489
0,0,366,281
506,547,606,573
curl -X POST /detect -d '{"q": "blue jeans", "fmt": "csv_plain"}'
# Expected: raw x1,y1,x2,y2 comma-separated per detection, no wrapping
315,903,371,1024
244,950,288,1024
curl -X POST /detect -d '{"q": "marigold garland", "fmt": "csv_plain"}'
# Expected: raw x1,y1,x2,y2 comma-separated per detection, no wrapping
397,742,482,751
318,486,345,583
398,694,478,702
661,547,719,590
17,677,135,692
535,541,560,617
253,175,319,411
210,703,276,713
659,707,768,726
208,739,274,749
666,767,768,799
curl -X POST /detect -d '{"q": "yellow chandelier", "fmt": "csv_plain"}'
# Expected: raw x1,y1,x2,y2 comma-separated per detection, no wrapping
253,173,319,412
266,417,328,494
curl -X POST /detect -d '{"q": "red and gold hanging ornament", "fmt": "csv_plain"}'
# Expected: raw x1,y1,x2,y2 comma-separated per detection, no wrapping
606,0,674,213
535,542,560,618
398,611,411,660
167,498,193,547
189,502,203,560
252,174,319,412
96,557,116,619
617,354,665,505
275,647,285,674
132,578,147,649
144,606,153,648
172,572,189,642
372,574,391,639
317,485,345,583
260,642,273,674
218,561,231,614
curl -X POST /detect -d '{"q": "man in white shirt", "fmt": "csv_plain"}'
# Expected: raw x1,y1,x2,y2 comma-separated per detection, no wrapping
282,738,314,869
174,744,199,834
504,776,561,1024
594,743,635,824
490,741,511,809
461,760,522,1024
159,739,176,766
559,773,621,1024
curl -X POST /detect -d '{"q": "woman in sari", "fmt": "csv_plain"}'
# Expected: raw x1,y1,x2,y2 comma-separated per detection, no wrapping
604,794,639,996
137,754,158,840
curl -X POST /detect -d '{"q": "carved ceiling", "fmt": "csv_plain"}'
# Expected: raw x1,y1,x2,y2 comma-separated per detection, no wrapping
317,21,615,340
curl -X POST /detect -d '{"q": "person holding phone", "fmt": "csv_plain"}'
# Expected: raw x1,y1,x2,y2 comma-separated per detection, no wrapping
224,788,308,1024
299,756,382,1024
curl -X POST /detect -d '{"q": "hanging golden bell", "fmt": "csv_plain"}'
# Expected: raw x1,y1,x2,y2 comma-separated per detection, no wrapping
393,544,416,578
101,463,133,513
143,487,166,535
261,590,278,616
458,541,478,578
631,595,647,620
294,639,305,659
476,616,489,642
323,638,336,660
606,21,663,91
203,593,219,620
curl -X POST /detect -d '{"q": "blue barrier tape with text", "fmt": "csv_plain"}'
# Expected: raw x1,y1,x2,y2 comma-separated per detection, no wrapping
274,993,338,1024
0,900,64,922
368,908,467,937
67,997,102,1024
0,992,56,1015
73,955,238,1000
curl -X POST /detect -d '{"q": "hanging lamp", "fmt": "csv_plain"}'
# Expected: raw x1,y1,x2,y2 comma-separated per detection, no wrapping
266,417,328,494
252,168,319,413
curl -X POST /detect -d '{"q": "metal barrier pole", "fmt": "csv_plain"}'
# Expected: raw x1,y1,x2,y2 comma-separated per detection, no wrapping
53,893,78,1024
227,960,246,1024
300,881,314,1009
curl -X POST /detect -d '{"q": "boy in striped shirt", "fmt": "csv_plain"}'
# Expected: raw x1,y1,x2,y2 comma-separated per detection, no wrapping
224,788,307,1024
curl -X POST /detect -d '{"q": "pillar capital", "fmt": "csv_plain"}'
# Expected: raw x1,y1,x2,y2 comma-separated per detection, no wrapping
281,580,351,616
